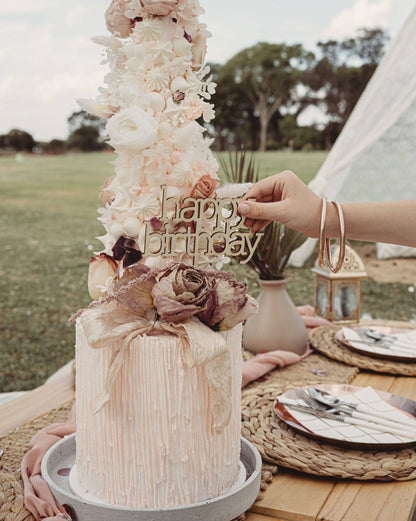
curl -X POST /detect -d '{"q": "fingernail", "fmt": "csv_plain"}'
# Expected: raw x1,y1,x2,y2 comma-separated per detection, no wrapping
239,202,250,215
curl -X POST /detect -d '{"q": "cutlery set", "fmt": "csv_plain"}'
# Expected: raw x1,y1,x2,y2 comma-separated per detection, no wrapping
340,326,416,360
278,387,416,440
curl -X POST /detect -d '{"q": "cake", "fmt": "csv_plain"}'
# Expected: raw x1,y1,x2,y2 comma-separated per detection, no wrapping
73,0,257,509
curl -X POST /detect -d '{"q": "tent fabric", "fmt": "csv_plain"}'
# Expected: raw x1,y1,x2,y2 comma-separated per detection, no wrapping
291,6,416,267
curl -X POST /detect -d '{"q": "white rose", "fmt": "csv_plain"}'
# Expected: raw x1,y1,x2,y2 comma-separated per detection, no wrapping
107,107,158,151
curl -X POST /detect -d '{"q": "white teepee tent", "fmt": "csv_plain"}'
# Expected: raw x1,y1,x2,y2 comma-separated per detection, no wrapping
291,6,416,267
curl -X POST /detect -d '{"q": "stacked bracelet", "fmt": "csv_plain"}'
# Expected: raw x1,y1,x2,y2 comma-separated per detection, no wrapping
318,198,346,273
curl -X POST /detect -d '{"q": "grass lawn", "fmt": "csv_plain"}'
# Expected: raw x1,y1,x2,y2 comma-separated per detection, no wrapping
1,151,414,392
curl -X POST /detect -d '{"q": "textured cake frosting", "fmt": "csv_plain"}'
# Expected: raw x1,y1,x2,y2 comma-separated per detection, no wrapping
75,322,242,507
74,0,248,508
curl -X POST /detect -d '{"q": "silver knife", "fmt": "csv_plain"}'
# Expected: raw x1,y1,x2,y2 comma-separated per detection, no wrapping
278,400,416,440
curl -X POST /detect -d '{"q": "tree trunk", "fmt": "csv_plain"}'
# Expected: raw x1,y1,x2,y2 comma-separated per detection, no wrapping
259,113,268,152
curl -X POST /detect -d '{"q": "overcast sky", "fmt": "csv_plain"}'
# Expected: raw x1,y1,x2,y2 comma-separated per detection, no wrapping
0,0,414,141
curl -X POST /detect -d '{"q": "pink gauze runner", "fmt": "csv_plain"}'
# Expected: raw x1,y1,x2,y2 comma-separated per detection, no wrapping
21,305,328,520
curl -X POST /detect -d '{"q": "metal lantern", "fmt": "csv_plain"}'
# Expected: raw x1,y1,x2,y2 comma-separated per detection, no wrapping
312,244,367,324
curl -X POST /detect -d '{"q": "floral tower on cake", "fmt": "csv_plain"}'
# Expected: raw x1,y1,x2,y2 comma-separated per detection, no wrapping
73,0,258,509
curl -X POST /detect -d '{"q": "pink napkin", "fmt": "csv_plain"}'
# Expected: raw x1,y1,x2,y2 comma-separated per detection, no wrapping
241,306,330,387
21,407,76,521
21,305,329,520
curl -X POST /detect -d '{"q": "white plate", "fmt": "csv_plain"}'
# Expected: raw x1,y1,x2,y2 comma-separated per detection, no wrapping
274,384,416,450
335,326,416,362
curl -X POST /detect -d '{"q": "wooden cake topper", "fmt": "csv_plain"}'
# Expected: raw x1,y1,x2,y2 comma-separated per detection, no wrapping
143,186,263,266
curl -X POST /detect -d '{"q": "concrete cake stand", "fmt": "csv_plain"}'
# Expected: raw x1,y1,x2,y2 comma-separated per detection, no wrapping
41,434,262,521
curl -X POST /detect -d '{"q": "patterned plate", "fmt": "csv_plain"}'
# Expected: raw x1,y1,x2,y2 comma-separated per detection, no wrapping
335,326,416,362
274,384,416,450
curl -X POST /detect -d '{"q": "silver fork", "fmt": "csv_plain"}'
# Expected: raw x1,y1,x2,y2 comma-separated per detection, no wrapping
277,399,416,438
294,389,334,411
292,389,416,436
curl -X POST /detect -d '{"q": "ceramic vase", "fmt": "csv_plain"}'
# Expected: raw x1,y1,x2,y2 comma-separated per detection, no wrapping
243,279,308,355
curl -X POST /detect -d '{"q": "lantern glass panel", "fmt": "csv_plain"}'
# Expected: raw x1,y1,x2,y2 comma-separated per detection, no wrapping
316,281,329,316
333,282,358,321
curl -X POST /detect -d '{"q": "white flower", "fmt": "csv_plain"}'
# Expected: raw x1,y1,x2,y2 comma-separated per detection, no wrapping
164,97,187,124
133,192,160,220
141,92,166,112
77,98,114,118
173,37,192,58
171,122,202,151
107,107,158,151
202,103,215,123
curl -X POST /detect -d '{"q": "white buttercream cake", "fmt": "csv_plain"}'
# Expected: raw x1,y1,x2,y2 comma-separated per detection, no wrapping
75,323,242,507
73,0,255,509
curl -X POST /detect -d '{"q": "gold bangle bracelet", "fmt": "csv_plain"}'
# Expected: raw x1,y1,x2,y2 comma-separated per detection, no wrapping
318,198,327,267
325,201,345,273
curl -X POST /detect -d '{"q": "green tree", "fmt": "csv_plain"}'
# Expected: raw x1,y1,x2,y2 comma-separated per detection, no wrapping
305,28,389,147
2,129,36,152
44,139,67,155
214,42,314,151
67,126,105,152
67,110,106,151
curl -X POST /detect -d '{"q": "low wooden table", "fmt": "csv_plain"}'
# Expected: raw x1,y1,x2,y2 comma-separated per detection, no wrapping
1,370,416,521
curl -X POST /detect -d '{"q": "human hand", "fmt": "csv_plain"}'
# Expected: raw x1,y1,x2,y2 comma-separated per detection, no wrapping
238,171,322,238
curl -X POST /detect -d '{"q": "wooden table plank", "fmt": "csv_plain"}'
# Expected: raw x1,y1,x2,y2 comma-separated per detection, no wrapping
316,371,416,521
250,470,335,521
317,481,416,521
349,372,396,390
246,513,288,521
0,373,74,436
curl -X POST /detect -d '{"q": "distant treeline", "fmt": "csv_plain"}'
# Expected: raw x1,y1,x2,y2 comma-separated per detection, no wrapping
0,28,388,155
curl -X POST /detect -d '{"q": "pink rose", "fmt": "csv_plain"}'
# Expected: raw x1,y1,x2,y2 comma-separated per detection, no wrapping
105,0,134,38
190,175,218,199
140,0,178,16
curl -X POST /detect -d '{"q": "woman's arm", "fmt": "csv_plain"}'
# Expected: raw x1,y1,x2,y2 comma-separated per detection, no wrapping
238,171,416,247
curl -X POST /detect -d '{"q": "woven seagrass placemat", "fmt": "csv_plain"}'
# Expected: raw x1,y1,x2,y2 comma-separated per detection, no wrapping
310,325,416,375
241,382,416,481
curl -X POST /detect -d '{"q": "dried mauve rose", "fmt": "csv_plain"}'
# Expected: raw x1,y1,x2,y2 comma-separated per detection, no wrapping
105,0,134,38
113,264,155,315
202,278,258,331
140,0,178,16
112,236,143,267
152,264,214,322
190,175,218,199
173,91,185,103
88,254,118,301
150,217,163,230
99,175,115,205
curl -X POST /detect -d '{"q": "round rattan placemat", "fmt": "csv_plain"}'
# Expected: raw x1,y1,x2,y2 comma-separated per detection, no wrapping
309,325,416,376
242,382,416,481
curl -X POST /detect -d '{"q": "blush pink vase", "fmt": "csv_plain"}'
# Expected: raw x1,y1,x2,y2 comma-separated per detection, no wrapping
243,279,308,355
